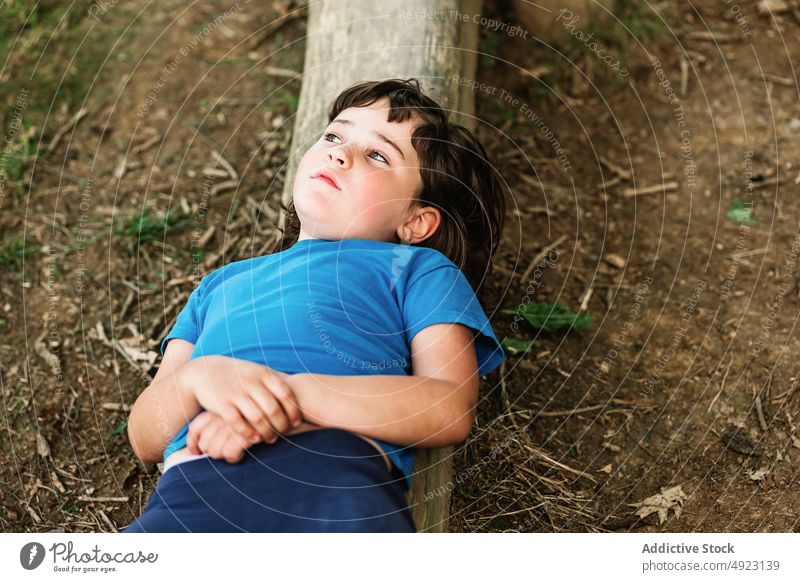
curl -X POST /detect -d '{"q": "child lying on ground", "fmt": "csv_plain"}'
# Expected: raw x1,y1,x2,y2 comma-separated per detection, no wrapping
124,78,506,532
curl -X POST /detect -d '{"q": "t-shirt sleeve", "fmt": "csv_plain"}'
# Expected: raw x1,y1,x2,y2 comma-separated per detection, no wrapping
403,260,505,377
160,279,206,356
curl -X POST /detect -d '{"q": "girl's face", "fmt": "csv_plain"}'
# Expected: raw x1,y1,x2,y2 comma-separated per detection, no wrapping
293,98,424,242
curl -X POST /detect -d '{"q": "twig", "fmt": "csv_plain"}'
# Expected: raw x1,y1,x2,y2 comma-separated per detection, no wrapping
598,156,631,180
249,7,307,49
78,495,129,503
264,65,301,80
579,287,593,312
685,31,741,42
97,509,118,532
211,179,238,196
623,181,679,198
45,107,89,155
757,73,795,87
212,149,238,181
131,132,162,155
680,54,689,96
755,395,768,432
537,399,644,417
519,235,567,282
708,357,733,413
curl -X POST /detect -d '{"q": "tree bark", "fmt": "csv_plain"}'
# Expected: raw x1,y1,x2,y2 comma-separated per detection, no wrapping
282,0,482,532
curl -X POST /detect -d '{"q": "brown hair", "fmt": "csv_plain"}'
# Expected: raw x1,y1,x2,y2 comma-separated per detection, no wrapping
280,78,506,299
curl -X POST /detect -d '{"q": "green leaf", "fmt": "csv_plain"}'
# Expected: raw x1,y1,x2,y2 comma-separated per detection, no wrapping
501,337,536,356
110,419,128,437
503,302,591,332
726,199,754,225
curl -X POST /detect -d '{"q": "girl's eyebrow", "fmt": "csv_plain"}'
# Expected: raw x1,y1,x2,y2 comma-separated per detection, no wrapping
330,118,406,160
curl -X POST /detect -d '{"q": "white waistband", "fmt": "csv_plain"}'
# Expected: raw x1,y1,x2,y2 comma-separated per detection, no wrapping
162,451,210,474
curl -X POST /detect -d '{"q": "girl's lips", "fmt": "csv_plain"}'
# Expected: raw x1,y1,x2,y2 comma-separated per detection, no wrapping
315,175,338,189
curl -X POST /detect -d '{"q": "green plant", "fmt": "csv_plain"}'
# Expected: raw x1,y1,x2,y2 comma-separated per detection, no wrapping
109,418,128,437
0,237,39,270
113,207,189,255
503,302,591,333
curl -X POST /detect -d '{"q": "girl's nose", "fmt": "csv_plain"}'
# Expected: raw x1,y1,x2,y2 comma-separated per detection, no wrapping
326,147,351,169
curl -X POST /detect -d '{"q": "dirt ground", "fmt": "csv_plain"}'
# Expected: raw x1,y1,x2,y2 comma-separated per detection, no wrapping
2,0,800,532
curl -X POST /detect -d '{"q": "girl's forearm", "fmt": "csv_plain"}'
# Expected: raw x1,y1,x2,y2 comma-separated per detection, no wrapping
127,368,201,464
286,373,473,448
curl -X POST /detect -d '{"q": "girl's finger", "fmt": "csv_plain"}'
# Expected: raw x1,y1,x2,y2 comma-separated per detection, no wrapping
197,418,224,454
249,388,290,438
187,412,213,454
259,374,303,430
222,434,248,464
234,392,277,443
218,403,260,443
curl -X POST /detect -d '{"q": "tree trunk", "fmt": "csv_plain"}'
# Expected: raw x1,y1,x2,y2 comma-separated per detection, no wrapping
282,0,482,532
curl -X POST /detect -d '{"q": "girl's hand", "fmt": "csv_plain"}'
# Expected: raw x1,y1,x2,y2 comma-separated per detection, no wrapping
178,355,303,444
186,411,256,463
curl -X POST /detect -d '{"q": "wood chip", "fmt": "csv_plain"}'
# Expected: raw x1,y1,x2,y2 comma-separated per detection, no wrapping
34,331,61,376
26,506,42,524
101,402,132,412
36,432,51,458
604,253,626,268
757,0,789,16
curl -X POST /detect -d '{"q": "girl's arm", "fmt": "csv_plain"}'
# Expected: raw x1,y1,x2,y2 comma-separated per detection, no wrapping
127,339,200,464
286,323,479,448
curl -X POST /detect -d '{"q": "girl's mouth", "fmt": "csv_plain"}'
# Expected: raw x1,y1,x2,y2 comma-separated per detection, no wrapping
312,171,340,190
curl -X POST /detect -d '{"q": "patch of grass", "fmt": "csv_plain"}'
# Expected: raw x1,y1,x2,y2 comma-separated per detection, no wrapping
0,237,40,271
113,207,190,255
548,0,663,91
9,396,27,418
1,1,139,143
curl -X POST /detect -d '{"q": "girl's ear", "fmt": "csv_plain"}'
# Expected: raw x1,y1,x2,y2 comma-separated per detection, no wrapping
397,204,441,244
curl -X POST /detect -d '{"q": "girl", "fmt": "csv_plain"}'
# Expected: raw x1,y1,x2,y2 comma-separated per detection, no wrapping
124,79,506,532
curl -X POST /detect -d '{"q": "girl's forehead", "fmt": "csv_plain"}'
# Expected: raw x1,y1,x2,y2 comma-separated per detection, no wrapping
334,102,417,136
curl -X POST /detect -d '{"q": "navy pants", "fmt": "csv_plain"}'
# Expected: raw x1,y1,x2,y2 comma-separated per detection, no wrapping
123,428,416,532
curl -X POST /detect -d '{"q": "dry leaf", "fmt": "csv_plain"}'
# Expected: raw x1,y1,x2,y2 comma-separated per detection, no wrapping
599,464,612,474
629,485,687,524
36,432,51,458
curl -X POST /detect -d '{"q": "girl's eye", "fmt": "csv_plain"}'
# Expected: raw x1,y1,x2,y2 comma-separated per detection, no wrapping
323,132,388,164
369,150,388,164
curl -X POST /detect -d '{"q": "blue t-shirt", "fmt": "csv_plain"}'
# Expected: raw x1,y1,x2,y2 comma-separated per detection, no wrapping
160,237,505,489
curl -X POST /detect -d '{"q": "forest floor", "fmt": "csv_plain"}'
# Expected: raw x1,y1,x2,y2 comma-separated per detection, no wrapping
2,0,799,532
